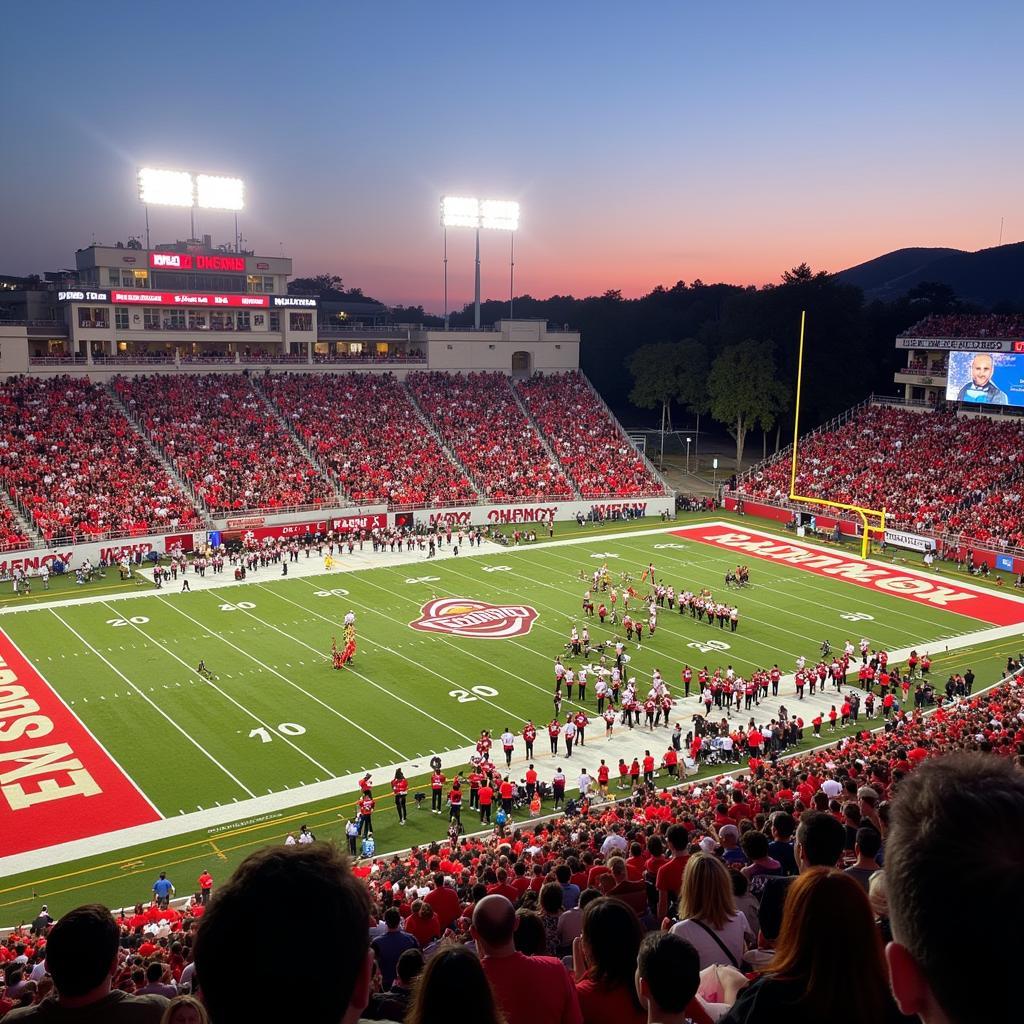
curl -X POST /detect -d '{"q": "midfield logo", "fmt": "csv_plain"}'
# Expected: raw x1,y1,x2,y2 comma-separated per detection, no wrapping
410,597,538,639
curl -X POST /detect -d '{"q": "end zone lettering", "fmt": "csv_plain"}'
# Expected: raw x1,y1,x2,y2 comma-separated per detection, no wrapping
0,630,159,856
673,524,1024,626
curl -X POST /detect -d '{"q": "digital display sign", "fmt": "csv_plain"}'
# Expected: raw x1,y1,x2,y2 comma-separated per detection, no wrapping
149,253,246,272
946,350,1024,407
110,290,268,308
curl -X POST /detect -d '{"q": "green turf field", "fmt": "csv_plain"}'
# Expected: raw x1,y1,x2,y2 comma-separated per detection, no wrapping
1,513,1019,922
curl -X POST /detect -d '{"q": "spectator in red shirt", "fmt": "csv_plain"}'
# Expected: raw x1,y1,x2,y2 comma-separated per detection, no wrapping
473,895,582,1024
655,824,691,919
403,901,441,948
571,897,646,1024
423,872,462,931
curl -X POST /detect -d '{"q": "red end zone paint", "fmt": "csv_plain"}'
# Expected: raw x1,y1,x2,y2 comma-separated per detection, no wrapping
673,525,1024,627
0,630,160,857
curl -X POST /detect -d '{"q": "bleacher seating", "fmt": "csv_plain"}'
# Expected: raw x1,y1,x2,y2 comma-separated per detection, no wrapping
407,372,575,500
260,373,477,507
113,374,334,514
900,313,1024,339
517,372,666,497
743,404,1024,543
0,377,200,543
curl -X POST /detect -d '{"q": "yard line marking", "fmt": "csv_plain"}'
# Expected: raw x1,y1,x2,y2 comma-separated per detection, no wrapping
251,585,508,738
49,610,255,799
99,602,336,781
157,598,408,762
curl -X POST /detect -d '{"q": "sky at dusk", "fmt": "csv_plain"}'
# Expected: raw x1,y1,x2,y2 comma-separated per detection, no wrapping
2,1,1021,312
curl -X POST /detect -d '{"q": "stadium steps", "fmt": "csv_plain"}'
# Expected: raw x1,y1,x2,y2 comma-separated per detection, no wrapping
105,382,210,519
577,372,674,494
508,378,584,500
250,379,349,506
0,490,42,545
402,383,485,498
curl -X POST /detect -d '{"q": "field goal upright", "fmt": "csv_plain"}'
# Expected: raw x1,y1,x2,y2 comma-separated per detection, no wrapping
788,310,886,559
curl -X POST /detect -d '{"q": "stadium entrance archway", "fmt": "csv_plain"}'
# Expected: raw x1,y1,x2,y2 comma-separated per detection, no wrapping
511,350,532,374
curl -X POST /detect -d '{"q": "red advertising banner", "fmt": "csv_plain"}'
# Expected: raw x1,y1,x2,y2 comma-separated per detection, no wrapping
110,289,268,308
149,253,245,272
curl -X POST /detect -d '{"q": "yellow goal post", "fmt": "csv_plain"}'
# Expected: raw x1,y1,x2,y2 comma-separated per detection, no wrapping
788,310,886,558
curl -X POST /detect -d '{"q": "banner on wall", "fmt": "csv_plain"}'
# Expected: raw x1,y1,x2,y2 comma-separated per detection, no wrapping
884,529,936,553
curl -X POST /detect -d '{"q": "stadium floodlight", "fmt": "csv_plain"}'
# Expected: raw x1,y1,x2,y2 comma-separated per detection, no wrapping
480,199,519,231
441,196,481,229
196,174,245,211
440,195,521,328
137,168,194,207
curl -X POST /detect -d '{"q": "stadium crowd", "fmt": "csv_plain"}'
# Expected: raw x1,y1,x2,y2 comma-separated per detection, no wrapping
407,372,575,501
900,313,1024,339
0,377,201,543
742,404,1024,545
260,373,478,507
517,373,666,498
114,374,335,514
5,670,1020,1023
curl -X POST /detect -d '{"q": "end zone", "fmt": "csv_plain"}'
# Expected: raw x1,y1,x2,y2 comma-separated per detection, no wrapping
0,630,161,857
672,523,1024,627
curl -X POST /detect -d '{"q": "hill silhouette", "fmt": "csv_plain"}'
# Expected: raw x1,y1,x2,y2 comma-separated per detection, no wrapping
835,241,1024,307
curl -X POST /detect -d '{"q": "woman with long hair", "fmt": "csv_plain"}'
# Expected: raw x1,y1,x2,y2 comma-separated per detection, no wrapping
720,867,906,1024
572,896,646,1024
160,995,209,1024
406,945,504,1024
671,853,749,970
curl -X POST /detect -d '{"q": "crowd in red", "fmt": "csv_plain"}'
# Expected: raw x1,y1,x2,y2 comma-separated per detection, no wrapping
517,373,666,498
5,671,1016,1022
407,372,575,501
900,313,1024,339
742,404,1024,545
114,374,335,515
0,377,200,544
260,373,478,507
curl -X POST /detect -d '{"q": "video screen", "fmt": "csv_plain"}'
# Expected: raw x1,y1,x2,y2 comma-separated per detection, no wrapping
946,350,1024,408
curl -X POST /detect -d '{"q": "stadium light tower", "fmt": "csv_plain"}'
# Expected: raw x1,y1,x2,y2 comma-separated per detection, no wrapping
441,196,519,329
138,168,245,250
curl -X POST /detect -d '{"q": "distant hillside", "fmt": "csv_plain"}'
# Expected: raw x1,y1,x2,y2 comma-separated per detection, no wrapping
835,242,1024,307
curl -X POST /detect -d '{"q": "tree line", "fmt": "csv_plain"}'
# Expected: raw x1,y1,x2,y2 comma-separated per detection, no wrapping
292,267,988,466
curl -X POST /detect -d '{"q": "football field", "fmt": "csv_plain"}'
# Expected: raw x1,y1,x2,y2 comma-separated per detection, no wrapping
2,514,1022,920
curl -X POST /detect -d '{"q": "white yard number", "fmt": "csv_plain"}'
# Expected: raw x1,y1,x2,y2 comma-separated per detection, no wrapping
106,616,150,627
590,552,620,559
405,576,440,585
654,543,686,550
249,722,306,743
840,612,874,622
219,601,256,611
481,565,512,573
687,639,731,654
449,685,499,703
313,588,350,597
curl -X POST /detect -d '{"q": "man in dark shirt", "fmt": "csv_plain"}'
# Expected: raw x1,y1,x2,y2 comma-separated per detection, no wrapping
757,812,844,946
370,908,419,990
366,948,423,1022
5,904,168,1022
767,812,799,876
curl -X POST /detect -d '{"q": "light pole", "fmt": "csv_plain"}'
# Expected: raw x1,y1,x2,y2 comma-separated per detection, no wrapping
441,197,519,329
686,436,692,475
